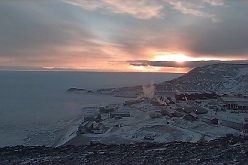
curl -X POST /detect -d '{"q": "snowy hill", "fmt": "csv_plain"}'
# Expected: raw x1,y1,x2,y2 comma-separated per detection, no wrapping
89,63,248,97
157,63,248,95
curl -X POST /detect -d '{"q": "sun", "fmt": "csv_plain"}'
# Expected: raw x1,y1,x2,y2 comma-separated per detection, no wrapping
154,53,195,62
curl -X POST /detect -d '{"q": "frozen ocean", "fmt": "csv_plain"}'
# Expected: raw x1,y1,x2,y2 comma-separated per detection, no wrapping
0,71,182,147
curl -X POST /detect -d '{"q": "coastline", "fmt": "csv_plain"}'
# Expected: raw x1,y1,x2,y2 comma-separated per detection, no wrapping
52,117,83,147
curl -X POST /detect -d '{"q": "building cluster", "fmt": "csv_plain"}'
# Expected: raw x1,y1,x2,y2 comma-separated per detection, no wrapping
77,93,248,136
175,92,218,101
175,94,248,132
77,114,106,134
78,121,106,134
157,104,208,121
145,95,208,121
149,94,248,133
78,105,131,134
175,92,248,111
217,97,248,110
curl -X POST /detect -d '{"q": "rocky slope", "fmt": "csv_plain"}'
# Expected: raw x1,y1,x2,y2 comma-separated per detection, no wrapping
92,63,248,98
1,135,247,165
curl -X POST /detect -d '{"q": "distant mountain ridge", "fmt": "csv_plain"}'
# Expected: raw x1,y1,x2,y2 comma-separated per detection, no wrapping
89,63,248,97
157,63,248,95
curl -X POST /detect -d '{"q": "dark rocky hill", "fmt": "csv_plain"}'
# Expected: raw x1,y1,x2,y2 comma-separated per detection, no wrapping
1,135,247,165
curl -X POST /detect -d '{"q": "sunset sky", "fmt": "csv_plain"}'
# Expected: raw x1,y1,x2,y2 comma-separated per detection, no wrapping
0,0,247,72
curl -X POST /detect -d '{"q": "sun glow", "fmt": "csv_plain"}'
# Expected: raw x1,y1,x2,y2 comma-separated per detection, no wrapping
154,54,196,62
153,53,229,62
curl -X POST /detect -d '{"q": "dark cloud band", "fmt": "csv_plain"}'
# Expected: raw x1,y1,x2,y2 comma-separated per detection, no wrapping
128,60,248,68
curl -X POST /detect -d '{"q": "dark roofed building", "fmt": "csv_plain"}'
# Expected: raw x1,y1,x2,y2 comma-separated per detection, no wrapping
110,112,131,118
211,118,218,125
183,106,208,114
92,123,106,134
78,121,97,134
175,92,218,101
161,109,183,117
183,112,197,121
217,97,248,110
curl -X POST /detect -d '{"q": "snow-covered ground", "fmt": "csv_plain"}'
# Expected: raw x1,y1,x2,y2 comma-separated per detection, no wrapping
64,99,246,146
